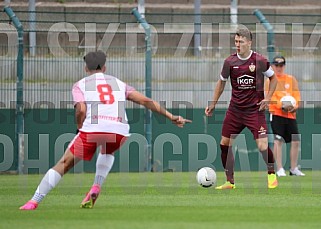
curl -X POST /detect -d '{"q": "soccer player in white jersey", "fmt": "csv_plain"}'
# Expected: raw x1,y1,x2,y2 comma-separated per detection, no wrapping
20,51,191,210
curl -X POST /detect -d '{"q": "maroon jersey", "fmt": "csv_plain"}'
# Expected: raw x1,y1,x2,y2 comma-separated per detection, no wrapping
220,51,274,112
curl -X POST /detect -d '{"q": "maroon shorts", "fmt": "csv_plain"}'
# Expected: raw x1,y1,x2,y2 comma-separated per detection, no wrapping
222,109,268,139
69,132,127,161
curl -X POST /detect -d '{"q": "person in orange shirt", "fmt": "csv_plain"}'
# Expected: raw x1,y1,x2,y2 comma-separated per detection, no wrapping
265,56,305,177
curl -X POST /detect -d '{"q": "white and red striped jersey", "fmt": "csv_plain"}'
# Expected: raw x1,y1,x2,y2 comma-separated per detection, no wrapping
72,73,135,136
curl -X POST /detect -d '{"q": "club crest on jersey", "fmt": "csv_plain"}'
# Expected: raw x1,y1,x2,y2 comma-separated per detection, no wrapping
249,63,255,72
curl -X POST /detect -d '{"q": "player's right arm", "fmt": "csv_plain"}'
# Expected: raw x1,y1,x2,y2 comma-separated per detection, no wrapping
206,59,229,116
205,78,226,116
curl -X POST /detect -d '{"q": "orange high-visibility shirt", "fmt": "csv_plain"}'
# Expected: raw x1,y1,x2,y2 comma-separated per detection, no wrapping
265,73,300,120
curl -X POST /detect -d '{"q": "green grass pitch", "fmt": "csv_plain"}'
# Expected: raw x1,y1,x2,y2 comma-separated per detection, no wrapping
1,171,321,229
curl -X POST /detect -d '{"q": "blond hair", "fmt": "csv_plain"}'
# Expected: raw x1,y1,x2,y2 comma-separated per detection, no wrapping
236,27,252,41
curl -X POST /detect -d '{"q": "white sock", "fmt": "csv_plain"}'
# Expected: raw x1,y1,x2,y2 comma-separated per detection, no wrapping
94,154,115,187
31,169,62,203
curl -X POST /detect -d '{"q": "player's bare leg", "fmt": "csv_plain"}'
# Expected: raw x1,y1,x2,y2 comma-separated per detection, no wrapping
20,149,81,210
289,140,305,176
52,149,81,175
273,139,286,176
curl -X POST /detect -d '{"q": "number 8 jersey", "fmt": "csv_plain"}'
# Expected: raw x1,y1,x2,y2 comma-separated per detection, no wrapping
72,73,135,136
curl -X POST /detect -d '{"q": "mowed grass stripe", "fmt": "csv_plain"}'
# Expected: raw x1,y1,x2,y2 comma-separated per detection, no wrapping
1,171,321,229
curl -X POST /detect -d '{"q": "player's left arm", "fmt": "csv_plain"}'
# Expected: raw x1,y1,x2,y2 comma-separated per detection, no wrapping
72,82,86,131
258,68,278,111
75,102,87,130
127,90,191,127
265,74,278,101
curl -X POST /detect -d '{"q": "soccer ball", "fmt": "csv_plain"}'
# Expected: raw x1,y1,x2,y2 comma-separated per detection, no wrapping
196,167,217,188
280,95,296,110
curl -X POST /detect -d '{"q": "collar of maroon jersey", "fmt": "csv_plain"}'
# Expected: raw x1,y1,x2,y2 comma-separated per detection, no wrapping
237,50,253,60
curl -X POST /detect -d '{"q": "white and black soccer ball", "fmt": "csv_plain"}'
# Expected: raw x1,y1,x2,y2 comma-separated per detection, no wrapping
196,167,217,188
280,95,296,110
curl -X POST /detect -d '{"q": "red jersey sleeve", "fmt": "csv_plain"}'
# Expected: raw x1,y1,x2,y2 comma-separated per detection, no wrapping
261,57,270,71
220,59,231,81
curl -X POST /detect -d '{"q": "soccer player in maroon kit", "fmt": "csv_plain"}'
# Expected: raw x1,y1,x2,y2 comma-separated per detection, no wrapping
205,27,279,189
